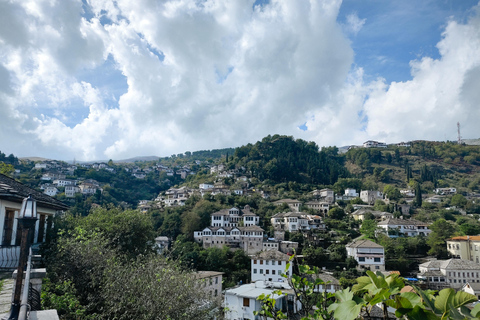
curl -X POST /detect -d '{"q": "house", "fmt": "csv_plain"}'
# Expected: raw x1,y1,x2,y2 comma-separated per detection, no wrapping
418,258,480,290
194,225,264,255
308,273,341,293
79,183,101,195
377,218,431,237
363,140,387,148
162,186,193,206
52,179,75,187
195,271,224,303
397,142,411,147
425,195,443,204
251,250,292,282
0,173,68,268
271,212,309,232
360,190,383,205
34,163,48,169
199,183,214,190
400,189,415,197
210,206,259,228
351,209,393,221
346,239,385,271
435,187,457,195
224,281,298,320
132,172,146,179
462,282,480,300
65,185,81,198
304,201,329,214
262,239,299,255
273,199,302,212
447,236,480,263
155,236,171,254
311,189,335,204
43,186,59,197
345,188,359,198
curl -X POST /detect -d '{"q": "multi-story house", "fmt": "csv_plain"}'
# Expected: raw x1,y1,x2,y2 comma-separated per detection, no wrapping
251,250,292,282
195,271,224,303
162,186,192,206
262,240,298,255
304,201,329,214
346,239,385,271
210,206,259,228
43,186,59,197
363,140,387,148
435,187,457,195
65,185,81,198
273,199,302,212
377,218,431,237
194,206,264,254
271,212,309,232
194,225,264,255
447,236,480,263
418,258,480,289
360,190,383,205
311,189,335,204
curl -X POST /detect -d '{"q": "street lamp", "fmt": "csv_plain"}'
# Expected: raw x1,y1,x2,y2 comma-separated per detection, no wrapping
7,194,37,320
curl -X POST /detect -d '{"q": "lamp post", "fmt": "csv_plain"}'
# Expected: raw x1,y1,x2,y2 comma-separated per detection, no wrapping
7,194,37,320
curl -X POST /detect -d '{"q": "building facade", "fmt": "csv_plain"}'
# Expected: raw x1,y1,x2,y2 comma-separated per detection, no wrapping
251,250,292,282
346,239,385,271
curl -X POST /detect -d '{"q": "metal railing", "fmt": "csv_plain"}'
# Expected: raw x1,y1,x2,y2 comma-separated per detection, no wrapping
18,248,33,320
0,246,20,269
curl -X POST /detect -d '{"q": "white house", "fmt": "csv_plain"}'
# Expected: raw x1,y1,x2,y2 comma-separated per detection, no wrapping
447,236,480,263
194,225,264,255
199,183,214,190
377,218,431,237
418,259,480,290
304,201,329,214
251,250,292,282
271,212,309,232
0,173,68,268
435,187,457,195
345,188,359,198
43,186,59,197
346,239,385,271
224,281,298,320
363,140,387,148
65,185,81,198
210,206,259,228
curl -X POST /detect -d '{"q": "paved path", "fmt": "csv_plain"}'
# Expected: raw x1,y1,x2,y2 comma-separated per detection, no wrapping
0,272,14,318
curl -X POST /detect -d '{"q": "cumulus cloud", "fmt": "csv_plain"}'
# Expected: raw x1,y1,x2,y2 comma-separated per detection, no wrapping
0,0,479,160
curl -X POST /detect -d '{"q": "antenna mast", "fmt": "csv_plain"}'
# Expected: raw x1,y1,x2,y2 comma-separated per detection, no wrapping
457,122,462,145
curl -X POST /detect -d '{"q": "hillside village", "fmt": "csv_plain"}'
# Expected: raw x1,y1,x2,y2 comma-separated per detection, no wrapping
1,136,480,319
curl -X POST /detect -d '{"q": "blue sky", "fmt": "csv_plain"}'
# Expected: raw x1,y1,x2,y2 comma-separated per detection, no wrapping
0,0,479,160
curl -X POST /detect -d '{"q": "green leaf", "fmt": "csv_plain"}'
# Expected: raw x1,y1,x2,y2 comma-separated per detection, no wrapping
434,288,455,313
405,305,439,320
331,300,364,320
470,303,480,317
451,291,477,309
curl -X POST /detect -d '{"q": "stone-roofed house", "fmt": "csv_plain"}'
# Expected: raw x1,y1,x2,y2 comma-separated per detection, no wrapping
251,250,292,282
351,209,393,221
360,190,383,205
210,205,259,228
346,239,385,271
195,271,224,303
304,201,329,214
0,173,68,268
377,218,431,237
418,258,480,290
271,212,309,232
273,199,302,212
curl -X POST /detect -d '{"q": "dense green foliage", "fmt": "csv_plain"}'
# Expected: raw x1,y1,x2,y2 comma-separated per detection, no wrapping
233,135,349,184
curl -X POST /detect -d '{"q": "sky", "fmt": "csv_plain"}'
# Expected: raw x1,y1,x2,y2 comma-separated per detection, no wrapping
0,0,479,161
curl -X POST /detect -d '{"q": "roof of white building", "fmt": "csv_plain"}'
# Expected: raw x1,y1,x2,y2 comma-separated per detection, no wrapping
253,250,291,261
225,281,293,299
377,218,430,226
419,259,480,271
346,239,384,249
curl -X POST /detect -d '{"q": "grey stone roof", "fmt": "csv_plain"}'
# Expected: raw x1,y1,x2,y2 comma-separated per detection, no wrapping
346,239,384,249
253,250,291,261
309,273,340,285
274,199,301,204
272,212,304,218
378,218,430,226
239,225,264,232
0,173,68,210
420,259,480,271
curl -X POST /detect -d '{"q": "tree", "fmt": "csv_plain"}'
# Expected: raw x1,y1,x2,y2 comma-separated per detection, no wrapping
450,194,467,208
328,207,346,220
415,182,422,207
360,219,378,239
0,163,14,176
427,219,457,258
383,185,401,201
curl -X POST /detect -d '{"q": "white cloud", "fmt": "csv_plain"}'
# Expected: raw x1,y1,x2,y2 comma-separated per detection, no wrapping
0,0,479,160
345,12,366,35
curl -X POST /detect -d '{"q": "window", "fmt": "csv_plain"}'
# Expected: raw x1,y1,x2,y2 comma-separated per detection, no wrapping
243,298,250,307
374,258,381,263
359,257,365,262
260,260,263,265
266,260,269,265
2,209,15,246
260,269,263,274
253,260,257,264
278,261,282,266
215,289,218,296
266,270,269,274
215,277,218,284
253,269,257,274
375,266,379,269
37,214,46,243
